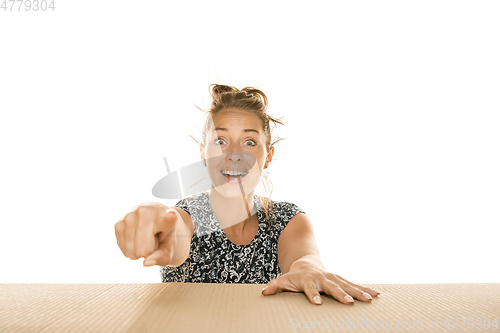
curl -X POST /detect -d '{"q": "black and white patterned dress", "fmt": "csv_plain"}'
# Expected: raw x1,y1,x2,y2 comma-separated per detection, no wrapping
160,191,306,284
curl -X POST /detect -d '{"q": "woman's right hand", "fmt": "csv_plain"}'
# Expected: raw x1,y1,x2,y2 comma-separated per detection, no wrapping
114,203,192,267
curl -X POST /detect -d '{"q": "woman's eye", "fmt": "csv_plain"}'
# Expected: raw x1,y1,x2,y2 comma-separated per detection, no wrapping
245,139,257,146
214,138,226,145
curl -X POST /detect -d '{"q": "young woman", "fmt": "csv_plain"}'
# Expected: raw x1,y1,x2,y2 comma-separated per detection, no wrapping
114,84,380,305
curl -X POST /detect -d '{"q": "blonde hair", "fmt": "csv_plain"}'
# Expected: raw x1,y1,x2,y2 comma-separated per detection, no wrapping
190,84,285,226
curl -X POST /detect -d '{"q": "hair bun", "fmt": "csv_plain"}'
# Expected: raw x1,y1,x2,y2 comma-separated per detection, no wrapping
241,87,268,111
208,84,270,113
210,84,237,97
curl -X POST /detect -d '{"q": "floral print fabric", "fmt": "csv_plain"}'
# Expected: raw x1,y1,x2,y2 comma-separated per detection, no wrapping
160,191,305,284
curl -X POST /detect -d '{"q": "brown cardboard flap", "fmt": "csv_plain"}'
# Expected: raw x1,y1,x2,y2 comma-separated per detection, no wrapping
1,283,499,332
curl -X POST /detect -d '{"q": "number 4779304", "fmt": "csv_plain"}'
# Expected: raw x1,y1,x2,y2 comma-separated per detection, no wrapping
1,0,55,11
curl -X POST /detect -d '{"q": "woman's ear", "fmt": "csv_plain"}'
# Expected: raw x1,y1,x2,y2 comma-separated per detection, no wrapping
265,146,274,169
200,145,206,166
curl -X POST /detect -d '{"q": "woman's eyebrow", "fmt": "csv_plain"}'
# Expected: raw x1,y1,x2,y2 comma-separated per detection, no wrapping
214,127,260,134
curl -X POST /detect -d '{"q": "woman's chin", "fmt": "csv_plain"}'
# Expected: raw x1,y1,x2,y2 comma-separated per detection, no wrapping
210,182,257,199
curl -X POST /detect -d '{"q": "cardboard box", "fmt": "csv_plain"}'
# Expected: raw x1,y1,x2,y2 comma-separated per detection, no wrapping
1,283,499,332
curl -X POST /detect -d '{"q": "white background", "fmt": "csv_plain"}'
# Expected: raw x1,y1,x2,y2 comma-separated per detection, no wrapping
1,0,498,284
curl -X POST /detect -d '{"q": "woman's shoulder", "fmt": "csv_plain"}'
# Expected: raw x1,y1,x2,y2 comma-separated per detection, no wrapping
255,195,303,210
255,195,306,225
173,191,210,215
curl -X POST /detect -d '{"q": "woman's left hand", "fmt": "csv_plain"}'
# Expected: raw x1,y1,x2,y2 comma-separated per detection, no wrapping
261,261,380,305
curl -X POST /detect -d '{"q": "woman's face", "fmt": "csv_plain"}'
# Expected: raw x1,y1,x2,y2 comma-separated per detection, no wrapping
201,108,274,199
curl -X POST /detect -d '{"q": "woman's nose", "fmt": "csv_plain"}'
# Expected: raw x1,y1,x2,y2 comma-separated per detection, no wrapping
225,152,243,162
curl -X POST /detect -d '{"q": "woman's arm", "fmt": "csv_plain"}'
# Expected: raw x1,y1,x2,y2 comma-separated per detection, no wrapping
263,212,380,305
163,207,195,267
277,213,324,273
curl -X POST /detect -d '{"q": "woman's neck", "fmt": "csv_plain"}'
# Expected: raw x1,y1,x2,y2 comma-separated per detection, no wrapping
208,187,257,229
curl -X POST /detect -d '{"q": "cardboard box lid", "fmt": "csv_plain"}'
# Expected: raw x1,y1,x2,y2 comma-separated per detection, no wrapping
1,283,499,332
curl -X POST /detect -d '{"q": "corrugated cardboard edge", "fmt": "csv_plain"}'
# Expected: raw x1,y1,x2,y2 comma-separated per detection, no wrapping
1,283,499,333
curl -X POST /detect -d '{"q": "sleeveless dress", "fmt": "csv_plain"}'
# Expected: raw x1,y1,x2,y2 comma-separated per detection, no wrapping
160,191,306,284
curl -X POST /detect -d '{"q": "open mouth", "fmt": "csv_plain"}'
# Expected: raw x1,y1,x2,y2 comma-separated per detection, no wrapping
220,170,249,182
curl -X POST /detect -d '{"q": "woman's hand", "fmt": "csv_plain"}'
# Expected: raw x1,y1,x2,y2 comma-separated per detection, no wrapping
114,203,193,267
261,260,380,305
